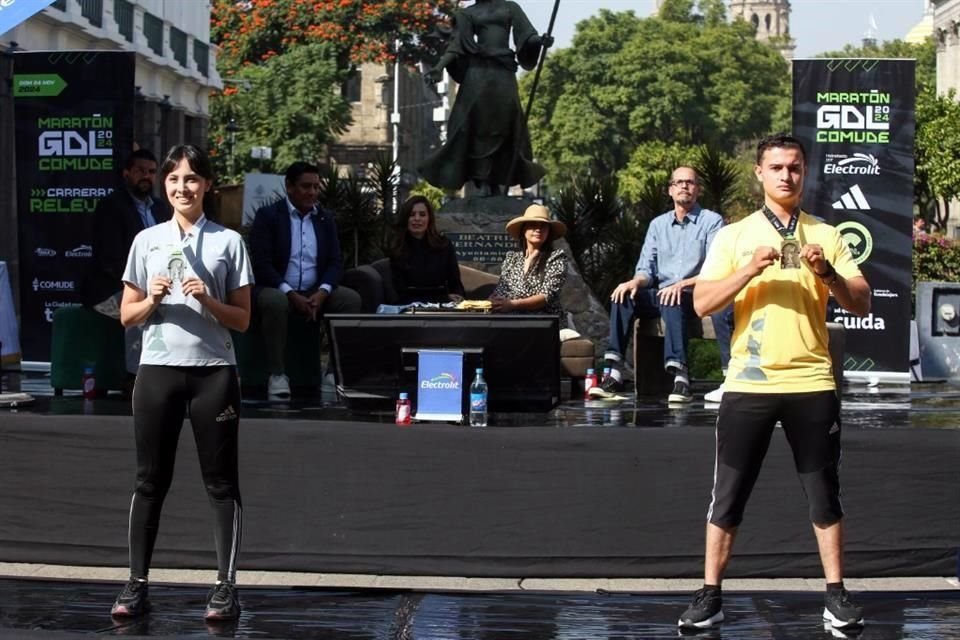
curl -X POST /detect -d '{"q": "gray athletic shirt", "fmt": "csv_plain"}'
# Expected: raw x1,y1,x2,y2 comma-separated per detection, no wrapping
122,215,253,366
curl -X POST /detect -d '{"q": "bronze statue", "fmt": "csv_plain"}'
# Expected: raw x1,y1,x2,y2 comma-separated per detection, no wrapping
419,0,553,197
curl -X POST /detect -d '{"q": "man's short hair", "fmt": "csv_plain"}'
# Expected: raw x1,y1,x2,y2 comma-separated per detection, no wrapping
669,166,701,186
756,133,806,165
285,161,321,185
124,148,158,170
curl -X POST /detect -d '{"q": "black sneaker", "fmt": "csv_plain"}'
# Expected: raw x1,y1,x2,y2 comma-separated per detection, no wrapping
205,581,241,621
111,578,150,618
588,374,625,399
678,587,724,629
823,587,864,629
668,380,693,403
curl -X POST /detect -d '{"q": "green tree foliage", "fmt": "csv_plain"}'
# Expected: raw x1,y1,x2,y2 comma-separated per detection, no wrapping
209,0,457,182
210,43,352,182
617,141,688,205
916,90,960,229
819,38,935,93
692,145,743,215
523,8,789,184
552,176,658,301
408,180,446,214
914,232,960,296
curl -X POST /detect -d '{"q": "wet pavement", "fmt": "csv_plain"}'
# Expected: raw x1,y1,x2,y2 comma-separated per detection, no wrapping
1,578,959,639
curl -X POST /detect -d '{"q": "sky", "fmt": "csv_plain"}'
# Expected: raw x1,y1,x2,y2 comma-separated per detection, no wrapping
520,0,929,58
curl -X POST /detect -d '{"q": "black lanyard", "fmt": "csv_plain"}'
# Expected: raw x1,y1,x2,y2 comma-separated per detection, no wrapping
762,205,800,238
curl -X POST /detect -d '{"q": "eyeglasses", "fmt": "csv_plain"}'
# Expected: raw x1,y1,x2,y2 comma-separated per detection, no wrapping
669,179,698,187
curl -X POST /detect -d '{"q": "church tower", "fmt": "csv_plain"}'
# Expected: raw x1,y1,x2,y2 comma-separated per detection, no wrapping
728,0,797,60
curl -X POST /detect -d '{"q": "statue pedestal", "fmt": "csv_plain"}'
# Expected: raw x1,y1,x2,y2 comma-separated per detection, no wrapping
436,195,532,271
436,196,609,353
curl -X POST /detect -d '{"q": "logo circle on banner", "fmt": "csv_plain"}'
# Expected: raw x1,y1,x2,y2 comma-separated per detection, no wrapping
836,221,874,265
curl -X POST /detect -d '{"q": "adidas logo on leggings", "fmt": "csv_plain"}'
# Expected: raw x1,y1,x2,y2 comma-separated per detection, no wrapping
215,405,238,423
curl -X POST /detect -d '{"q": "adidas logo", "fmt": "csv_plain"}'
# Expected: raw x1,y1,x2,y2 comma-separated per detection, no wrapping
215,405,238,423
829,422,840,434
831,185,871,210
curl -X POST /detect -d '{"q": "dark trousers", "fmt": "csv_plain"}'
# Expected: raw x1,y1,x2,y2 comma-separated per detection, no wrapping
606,289,733,372
257,285,361,375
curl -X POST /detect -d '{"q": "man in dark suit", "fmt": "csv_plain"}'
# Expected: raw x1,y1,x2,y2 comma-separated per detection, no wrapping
250,161,361,397
84,148,171,377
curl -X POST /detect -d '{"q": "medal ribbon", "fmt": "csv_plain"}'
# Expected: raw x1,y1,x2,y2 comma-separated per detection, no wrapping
762,205,800,238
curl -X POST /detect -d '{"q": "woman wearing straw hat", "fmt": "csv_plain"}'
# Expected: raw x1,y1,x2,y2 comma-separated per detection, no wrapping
489,204,568,327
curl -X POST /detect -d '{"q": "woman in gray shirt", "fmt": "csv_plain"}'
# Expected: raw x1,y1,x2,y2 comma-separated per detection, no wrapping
110,145,252,622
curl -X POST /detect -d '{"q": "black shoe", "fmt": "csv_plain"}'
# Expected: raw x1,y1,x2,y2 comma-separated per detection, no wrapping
823,587,864,629
678,587,724,629
111,578,150,618
588,374,625,398
205,581,241,621
668,380,693,403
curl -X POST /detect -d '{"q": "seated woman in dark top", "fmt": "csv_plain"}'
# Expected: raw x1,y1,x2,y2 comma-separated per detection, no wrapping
389,196,465,304
489,204,568,328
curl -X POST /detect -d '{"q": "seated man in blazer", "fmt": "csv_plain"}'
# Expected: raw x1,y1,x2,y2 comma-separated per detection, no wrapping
83,148,171,380
250,161,361,397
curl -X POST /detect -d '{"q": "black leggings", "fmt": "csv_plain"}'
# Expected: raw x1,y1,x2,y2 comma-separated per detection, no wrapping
128,365,241,582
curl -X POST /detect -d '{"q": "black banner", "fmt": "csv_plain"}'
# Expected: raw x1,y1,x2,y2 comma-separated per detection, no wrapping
13,51,135,361
793,59,915,377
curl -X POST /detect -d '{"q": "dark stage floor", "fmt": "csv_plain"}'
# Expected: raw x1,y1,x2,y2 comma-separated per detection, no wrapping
2,578,959,639
2,372,958,638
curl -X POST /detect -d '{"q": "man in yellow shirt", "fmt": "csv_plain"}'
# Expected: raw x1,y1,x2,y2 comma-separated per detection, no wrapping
679,134,872,632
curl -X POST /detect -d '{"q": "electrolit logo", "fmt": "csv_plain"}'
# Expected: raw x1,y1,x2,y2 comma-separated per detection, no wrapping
420,373,460,390
65,244,93,258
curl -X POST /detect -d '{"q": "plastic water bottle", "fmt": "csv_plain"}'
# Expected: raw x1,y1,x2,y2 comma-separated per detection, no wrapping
81,366,97,400
469,368,488,427
584,368,598,400
395,392,412,425
602,366,612,386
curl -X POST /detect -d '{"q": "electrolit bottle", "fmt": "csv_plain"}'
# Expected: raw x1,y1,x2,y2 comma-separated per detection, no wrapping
584,368,598,400
81,366,97,400
469,368,488,427
395,392,412,425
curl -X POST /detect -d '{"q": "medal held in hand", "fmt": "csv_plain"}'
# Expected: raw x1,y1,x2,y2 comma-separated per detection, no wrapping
780,234,801,269
762,205,801,270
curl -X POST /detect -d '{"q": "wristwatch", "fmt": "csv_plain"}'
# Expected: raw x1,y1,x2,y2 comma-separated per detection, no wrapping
816,260,838,285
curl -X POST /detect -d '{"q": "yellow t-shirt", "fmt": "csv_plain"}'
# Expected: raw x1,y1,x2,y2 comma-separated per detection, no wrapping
698,210,862,393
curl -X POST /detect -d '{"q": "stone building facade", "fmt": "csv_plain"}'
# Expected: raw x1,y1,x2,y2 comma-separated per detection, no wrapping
330,61,443,194
728,0,796,59
934,0,960,95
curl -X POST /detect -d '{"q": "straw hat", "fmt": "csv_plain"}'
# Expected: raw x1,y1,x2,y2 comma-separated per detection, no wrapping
505,204,567,239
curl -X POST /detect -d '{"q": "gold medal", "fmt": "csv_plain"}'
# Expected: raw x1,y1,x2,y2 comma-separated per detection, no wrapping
780,236,800,269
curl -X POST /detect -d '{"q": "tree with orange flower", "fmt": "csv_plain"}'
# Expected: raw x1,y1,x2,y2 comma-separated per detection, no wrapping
209,0,457,182
211,0,458,73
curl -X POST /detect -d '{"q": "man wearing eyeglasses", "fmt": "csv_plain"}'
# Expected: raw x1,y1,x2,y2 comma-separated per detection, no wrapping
589,166,732,404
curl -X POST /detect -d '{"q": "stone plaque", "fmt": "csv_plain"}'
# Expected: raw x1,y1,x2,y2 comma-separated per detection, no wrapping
446,232,515,265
